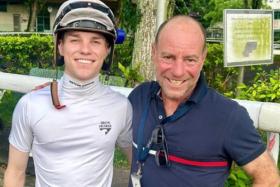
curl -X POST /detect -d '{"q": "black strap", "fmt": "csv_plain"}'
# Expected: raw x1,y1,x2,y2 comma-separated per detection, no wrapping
137,82,159,163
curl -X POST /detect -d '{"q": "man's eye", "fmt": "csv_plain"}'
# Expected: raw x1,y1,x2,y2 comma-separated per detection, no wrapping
161,56,174,64
91,40,102,44
185,58,198,64
188,59,195,62
70,39,78,43
163,56,172,59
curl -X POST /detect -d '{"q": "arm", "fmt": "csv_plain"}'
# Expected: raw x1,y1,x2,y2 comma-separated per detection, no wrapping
121,146,132,166
4,144,29,187
242,150,280,187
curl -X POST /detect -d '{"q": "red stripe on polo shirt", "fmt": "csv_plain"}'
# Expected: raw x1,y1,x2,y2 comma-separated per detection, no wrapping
168,154,228,167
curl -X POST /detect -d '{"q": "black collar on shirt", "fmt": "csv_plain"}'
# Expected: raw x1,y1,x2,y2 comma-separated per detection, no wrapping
188,72,208,104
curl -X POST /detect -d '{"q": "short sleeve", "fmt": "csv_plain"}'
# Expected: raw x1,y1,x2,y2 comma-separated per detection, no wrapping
9,94,33,153
117,100,132,148
224,105,266,166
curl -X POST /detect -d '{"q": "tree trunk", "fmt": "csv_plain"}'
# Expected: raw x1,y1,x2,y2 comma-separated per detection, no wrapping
132,0,174,81
27,1,38,31
26,3,32,31
252,0,262,9
243,0,249,8
132,0,157,81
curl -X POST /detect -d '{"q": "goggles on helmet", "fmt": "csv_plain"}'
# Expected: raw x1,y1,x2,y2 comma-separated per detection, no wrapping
53,0,126,45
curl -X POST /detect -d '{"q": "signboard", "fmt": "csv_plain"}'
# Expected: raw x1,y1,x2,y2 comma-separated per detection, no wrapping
224,9,273,67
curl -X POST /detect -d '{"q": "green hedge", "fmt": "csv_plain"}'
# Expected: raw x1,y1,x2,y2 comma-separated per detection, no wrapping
203,43,239,93
0,35,54,74
0,34,134,77
237,70,280,102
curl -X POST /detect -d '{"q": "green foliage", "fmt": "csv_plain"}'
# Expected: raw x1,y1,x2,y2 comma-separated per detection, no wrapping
0,35,53,129
114,146,129,168
174,0,210,27
275,32,280,43
111,0,141,75
118,62,144,87
203,43,239,93
118,0,141,35
204,0,243,26
100,75,126,87
174,0,244,27
237,70,280,102
225,165,251,187
0,35,53,74
0,91,22,128
112,38,134,75
175,0,270,29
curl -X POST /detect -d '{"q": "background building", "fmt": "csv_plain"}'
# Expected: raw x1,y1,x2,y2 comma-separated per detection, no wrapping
0,0,118,33
267,0,280,42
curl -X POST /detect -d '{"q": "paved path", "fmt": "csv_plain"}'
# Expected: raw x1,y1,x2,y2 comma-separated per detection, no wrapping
0,128,129,187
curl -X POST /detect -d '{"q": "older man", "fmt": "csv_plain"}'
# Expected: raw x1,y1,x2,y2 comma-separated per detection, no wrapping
128,15,279,187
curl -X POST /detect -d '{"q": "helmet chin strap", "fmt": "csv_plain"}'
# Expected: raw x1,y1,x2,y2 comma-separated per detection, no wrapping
51,79,66,109
51,34,65,110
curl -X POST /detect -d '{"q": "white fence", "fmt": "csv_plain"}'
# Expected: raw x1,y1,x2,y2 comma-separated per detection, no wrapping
0,71,280,163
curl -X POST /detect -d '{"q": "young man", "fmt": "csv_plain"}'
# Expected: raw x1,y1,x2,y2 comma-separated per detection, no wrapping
128,15,280,187
4,0,132,187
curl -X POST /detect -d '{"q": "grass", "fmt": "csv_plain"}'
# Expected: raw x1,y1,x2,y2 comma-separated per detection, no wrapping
114,146,129,168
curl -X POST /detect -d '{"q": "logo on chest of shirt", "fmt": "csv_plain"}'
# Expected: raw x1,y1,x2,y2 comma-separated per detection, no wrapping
99,121,112,135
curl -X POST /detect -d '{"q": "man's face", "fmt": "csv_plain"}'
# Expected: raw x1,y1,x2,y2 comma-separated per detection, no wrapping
152,18,207,103
58,31,109,81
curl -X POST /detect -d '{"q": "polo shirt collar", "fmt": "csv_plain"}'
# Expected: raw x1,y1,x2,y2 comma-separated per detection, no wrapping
188,72,208,104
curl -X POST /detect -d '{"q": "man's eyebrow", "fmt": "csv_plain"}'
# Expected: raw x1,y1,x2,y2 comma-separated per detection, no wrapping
90,36,104,40
67,33,79,38
160,51,174,56
66,33,104,40
184,55,199,59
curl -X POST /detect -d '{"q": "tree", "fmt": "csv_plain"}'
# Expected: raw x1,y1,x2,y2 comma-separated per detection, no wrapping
204,0,269,27
173,0,209,27
132,0,175,80
252,0,262,9
131,0,157,80
204,0,243,27
24,0,46,32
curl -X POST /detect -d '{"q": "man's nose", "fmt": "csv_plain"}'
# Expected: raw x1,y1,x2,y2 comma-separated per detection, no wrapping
80,41,91,54
171,60,185,77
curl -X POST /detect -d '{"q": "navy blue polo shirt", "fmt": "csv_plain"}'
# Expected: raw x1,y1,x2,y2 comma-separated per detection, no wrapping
128,74,266,187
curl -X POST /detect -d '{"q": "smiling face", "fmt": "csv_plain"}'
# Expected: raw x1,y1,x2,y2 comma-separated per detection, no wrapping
58,30,110,81
152,16,207,104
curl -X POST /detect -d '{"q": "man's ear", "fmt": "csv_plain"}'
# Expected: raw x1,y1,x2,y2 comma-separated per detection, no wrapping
202,48,207,62
151,43,156,63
